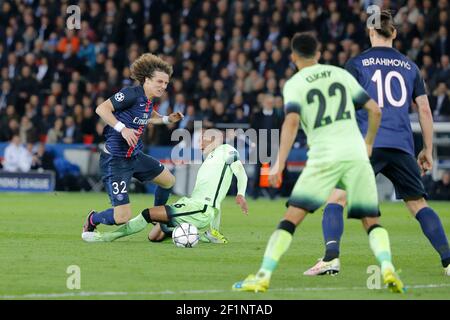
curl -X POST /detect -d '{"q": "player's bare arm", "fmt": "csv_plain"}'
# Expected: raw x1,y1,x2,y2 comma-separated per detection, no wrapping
362,98,382,157
149,110,184,124
95,99,139,147
269,112,299,187
415,94,434,175
230,160,248,215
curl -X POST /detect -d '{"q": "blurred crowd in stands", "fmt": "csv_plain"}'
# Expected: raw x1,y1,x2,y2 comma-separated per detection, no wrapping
1,0,450,197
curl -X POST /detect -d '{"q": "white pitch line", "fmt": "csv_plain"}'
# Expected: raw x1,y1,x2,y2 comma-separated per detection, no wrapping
1,283,450,299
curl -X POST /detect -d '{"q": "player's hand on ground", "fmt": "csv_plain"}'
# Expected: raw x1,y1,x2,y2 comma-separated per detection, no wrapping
235,195,248,215
121,127,140,147
417,149,433,176
168,112,184,123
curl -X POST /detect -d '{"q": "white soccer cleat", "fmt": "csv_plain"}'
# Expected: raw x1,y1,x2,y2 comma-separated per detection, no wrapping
81,231,104,243
303,258,340,276
445,265,450,276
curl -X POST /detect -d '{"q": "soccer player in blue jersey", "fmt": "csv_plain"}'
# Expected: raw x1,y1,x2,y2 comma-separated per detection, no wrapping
304,11,450,276
82,53,183,234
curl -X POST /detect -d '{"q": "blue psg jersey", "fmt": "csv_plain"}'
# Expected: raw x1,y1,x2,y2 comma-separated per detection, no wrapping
345,47,426,155
104,86,153,158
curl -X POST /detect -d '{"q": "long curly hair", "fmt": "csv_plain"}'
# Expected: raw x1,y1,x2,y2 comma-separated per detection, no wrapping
130,53,173,85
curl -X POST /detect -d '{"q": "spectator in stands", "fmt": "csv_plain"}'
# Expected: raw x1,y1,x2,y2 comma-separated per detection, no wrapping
81,106,97,137
1,117,19,142
19,115,37,144
173,93,187,115
0,80,15,113
178,104,195,133
228,94,251,119
431,171,450,200
435,55,450,86
2,134,32,172
196,98,213,128
234,107,249,124
46,118,64,144
30,143,56,172
250,94,284,199
0,0,448,199
434,26,450,59
430,82,450,119
62,115,82,144
210,100,230,124
93,121,105,145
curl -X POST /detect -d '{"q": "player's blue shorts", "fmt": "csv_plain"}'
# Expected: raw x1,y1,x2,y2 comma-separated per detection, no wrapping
99,150,165,207
370,148,427,199
336,148,427,200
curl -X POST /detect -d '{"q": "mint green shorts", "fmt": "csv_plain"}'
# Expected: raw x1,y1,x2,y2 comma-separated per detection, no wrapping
288,161,379,219
164,197,217,230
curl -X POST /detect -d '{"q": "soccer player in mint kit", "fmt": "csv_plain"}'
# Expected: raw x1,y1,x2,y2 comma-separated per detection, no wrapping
233,32,404,293
305,10,450,277
81,129,248,243
82,53,183,233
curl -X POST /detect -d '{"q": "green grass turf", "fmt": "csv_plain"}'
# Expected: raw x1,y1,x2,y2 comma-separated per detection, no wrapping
0,192,449,300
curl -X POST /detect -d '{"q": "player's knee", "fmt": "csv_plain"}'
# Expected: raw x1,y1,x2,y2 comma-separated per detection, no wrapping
277,220,297,235
327,190,347,207
328,199,346,207
404,197,427,216
364,222,383,235
164,173,175,188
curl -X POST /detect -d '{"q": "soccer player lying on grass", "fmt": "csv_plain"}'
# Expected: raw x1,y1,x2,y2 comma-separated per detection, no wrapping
233,32,404,294
82,129,248,244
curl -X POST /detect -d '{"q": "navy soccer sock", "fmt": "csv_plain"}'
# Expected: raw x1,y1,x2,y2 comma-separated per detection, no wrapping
154,186,171,207
91,208,116,225
416,207,450,267
322,204,344,262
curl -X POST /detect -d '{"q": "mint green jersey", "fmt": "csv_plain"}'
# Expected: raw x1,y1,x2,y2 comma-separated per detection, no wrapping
190,144,241,209
283,64,371,164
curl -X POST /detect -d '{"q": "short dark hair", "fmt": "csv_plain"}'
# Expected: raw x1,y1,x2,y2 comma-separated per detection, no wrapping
291,32,318,59
130,53,173,85
374,10,396,39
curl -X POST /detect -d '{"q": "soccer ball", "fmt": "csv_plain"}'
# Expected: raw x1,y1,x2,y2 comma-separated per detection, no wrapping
172,223,199,248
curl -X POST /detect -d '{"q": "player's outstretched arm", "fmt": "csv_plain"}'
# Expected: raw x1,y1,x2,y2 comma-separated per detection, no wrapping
269,112,299,187
149,110,184,125
230,160,248,215
415,94,434,175
362,99,382,157
96,99,139,147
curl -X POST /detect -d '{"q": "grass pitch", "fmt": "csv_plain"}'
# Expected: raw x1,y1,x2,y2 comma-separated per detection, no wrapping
0,192,449,300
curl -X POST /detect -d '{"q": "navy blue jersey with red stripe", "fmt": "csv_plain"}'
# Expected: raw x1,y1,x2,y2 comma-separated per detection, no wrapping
104,86,153,158
345,47,426,155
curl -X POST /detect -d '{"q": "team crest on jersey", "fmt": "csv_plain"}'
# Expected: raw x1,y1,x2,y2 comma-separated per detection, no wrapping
114,92,125,102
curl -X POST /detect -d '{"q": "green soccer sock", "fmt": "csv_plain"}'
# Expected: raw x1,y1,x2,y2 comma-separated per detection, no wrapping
101,214,148,242
257,229,293,279
368,226,394,273
210,209,221,231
